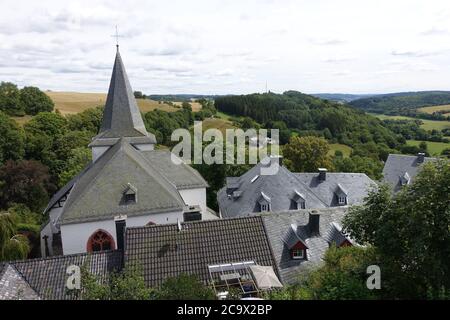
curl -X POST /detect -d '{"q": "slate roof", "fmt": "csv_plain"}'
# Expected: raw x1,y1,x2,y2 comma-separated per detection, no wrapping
60,139,186,225
217,159,376,218
125,216,277,287
217,161,328,218
93,49,156,144
382,153,436,193
141,150,208,189
2,250,122,300
294,172,375,206
262,207,349,284
0,264,40,300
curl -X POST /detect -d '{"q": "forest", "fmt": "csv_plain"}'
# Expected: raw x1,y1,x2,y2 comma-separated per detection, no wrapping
349,90,450,118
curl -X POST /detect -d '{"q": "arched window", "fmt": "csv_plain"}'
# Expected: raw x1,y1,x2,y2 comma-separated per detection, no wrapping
87,229,115,252
146,221,156,226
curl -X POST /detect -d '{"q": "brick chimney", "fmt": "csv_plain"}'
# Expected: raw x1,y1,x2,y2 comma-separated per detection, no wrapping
417,152,425,164
318,168,327,181
308,210,320,236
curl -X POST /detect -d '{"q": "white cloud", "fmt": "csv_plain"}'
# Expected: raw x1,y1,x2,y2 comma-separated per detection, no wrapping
1,0,450,94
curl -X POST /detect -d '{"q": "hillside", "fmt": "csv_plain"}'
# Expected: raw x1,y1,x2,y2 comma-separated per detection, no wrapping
349,91,450,115
215,91,403,160
311,93,376,103
45,91,178,114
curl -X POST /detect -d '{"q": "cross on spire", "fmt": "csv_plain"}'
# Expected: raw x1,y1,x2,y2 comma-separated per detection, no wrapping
111,25,123,50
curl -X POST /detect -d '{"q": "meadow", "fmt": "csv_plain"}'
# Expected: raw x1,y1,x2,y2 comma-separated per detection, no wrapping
406,140,449,156
328,143,352,158
418,104,450,115
369,113,450,131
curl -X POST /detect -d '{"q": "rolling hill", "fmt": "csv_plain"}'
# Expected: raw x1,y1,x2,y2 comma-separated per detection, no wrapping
349,91,450,115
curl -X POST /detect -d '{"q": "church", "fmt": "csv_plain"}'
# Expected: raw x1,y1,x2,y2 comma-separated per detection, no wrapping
40,48,216,257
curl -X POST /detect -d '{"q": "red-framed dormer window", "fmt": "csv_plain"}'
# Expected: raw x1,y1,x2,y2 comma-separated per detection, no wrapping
290,241,307,260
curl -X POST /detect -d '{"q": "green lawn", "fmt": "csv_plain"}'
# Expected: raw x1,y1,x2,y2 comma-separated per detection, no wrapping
418,104,450,114
406,140,450,156
328,143,352,158
369,113,450,131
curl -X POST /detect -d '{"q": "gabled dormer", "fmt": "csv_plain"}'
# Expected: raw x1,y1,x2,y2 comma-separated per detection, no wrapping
325,222,354,248
400,171,410,186
122,183,137,205
292,189,306,210
335,183,348,206
283,224,308,260
258,191,271,212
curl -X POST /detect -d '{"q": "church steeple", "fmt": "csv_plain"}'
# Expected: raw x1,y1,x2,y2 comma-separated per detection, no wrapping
98,49,148,138
89,49,156,161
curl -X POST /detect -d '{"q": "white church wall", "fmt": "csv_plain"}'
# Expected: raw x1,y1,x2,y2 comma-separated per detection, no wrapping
179,188,207,214
60,210,183,255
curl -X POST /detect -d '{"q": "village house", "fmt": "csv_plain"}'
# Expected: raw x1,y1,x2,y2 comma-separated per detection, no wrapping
217,157,376,218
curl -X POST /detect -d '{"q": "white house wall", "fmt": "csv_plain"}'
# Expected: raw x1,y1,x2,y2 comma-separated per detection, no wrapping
60,210,183,255
179,188,207,214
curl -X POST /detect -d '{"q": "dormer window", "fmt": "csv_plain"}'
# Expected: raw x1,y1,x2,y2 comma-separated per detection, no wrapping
258,192,271,212
123,183,137,205
291,249,305,259
292,190,306,210
298,200,306,210
335,184,348,206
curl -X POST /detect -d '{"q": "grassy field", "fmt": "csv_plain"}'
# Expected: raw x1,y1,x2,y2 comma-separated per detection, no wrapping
406,140,449,156
369,113,450,131
199,118,237,134
172,101,203,112
328,143,352,158
418,104,450,115
45,91,178,115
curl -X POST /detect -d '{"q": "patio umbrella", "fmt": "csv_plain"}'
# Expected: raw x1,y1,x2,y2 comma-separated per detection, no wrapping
249,265,283,290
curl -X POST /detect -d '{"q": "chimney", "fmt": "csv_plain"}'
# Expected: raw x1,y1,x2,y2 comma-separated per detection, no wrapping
417,152,425,164
114,216,127,251
308,210,320,236
318,168,327,181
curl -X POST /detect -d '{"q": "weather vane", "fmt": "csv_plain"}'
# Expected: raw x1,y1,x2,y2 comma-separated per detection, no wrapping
111,25,123,49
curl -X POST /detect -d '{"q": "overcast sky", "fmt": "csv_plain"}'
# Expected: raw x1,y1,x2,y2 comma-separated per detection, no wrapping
1,0,450,95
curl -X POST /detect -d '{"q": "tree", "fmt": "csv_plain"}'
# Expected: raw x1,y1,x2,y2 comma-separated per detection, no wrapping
0,211,30,261
134,91,143,99
333,155,383,180
304,246,378,300
0,82,24,116
283,136,333,172
80,264,156,300
0,111,25,164
343,161,450,299
58,147,91,187
0,160,54,212
19,86,54,115
157,273,215,300
66,106,103,134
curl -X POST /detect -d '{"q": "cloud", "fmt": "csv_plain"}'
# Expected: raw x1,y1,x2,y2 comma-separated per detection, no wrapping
420,27,450,36
309,38,347,46
391,50,441,57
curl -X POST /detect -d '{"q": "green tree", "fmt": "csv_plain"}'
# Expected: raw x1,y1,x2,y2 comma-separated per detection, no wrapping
157,273,215,300
58,147,91,187
0,211,30,261
333,155,383,180
283,136,333,172
343,161,450,299
66,106,103,134
19,86,54,115
80,264,155,300
0,160,54,212
0,111,25,163
0,82,24,116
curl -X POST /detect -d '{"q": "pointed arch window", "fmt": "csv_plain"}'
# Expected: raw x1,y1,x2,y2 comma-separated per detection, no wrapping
87,229,115,252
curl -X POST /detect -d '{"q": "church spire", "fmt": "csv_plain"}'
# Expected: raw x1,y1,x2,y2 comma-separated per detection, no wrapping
97,50,149,139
